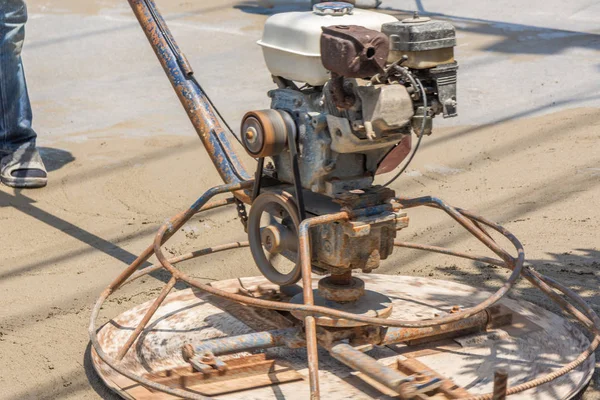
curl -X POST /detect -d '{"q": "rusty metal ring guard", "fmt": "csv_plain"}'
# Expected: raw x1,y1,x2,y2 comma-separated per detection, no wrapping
89,181,600,400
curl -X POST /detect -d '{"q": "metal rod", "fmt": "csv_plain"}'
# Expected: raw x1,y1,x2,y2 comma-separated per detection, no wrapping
107,197,237,293
169,204,522,329
126,0,251,194
395,240,503,267
381,311,489,346
458,209,600,334
400,236,599,334
152,183,254,280
492,369,508,400
116,276,177,360
252,157,264,201
288,130,306,221
305,315,319,400
106,182,251,294
123,241,248,286
399,197,518,266
297,212,351,400
97,182,254,362
191,328,303,356
329,343,416,397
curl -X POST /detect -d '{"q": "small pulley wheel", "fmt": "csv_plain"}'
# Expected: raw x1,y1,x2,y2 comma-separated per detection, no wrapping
248,191,302,286
241,109,293,158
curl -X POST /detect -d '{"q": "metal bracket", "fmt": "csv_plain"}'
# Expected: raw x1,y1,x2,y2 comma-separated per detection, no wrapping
142,354,303,396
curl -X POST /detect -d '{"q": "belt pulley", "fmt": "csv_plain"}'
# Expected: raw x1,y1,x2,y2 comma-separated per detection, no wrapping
241,109,292,158
242,108,307,286
247,191,302,286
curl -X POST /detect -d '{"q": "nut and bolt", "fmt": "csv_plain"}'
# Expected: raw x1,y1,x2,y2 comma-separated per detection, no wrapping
201,351,215,364
414,372,429,384
245,127,257,143
182,344,195,362
492,368,508,400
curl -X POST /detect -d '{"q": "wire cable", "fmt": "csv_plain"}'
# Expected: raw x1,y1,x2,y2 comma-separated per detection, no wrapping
382,75,428,187
188,75,244,146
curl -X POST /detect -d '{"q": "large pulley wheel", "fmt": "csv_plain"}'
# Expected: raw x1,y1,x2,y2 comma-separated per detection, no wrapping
248,191,302,286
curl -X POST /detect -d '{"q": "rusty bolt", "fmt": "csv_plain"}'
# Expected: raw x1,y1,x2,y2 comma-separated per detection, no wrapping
396,382,418,398
245,127,257,142
182,344,195,362
493,368,508,400
201,351,215,364
414,372,429,384
264,236,273,250
261,225,283,254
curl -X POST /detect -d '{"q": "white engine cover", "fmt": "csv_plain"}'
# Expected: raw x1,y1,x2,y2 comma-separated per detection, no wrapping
258,5,397,86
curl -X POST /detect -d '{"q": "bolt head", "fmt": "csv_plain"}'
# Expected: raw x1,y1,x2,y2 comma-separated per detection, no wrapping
201,352,214,363
245,127,257,142
261,225,283,254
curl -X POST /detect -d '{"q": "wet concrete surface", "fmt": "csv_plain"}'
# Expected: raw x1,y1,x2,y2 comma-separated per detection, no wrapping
23,0,600,147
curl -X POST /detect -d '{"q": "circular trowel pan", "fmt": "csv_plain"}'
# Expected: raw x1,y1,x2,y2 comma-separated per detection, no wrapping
92,274,594,399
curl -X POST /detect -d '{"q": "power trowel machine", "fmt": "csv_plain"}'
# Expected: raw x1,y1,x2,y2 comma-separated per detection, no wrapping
90,2,599,399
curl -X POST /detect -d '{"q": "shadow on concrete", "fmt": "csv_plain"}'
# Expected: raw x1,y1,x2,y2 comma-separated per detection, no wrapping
0,137,236,283
84,342,122,400
0,184,235,292
235,0,600,56
457,251,600,395
382,7,600,56
0,189,155,277
419,91,600,151
234,0,306,15
38,147,75,172
4,344,121,400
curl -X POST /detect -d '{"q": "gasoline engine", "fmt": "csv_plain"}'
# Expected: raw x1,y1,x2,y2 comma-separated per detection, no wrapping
241,3,458,287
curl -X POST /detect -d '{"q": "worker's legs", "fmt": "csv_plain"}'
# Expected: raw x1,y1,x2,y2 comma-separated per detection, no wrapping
0,0,47,188
0,0,36,154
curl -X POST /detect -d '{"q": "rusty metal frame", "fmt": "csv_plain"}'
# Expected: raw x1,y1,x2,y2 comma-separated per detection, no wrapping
126,0,252,202
89,182,600,399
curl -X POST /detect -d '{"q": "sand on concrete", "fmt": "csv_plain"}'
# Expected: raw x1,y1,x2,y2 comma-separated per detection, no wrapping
0,0,599,399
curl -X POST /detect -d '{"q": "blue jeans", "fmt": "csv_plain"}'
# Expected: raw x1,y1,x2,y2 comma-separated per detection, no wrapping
0,0,36,156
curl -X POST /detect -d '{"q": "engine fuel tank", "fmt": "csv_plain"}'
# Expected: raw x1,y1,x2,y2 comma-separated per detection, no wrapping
258,2,397,86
